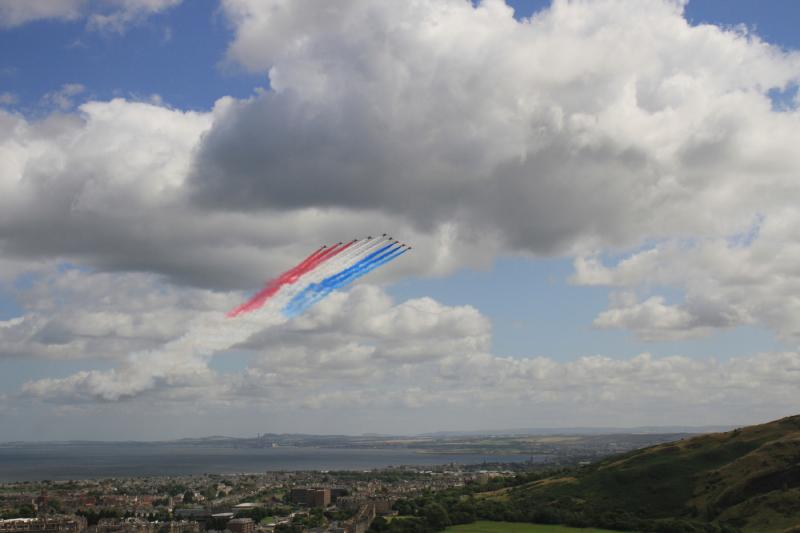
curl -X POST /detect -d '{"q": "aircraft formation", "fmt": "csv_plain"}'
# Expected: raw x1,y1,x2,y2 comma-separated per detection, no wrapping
228,234,410,318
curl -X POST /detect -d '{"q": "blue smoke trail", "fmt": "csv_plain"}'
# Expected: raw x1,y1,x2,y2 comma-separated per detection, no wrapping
283,242,397,316
285,246,407,317
299,246,408,311
339,246,408,286
283,243,401,317
284,244,406,317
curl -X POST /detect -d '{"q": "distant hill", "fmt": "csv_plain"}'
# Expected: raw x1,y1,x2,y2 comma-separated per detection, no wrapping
495,415,800,532
424,425,734,437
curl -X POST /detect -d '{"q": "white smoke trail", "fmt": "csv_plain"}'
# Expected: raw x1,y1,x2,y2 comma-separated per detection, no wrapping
21,288,293,402
289,244,406,315
274,236,390,308
21,236,396,402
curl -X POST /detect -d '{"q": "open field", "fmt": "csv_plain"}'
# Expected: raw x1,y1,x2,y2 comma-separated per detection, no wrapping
445,521,621,533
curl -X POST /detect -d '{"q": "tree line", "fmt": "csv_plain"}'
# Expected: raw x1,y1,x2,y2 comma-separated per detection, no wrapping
367,471,743,533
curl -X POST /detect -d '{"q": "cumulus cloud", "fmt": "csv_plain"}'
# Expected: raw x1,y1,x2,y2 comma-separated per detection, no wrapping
0,97,498,289
593,294,715,341
17,283,488,402
574,211,800,341
194,0,800,256
41,83,86,110
0,0,84,28
20,294,287,402
0,268,237,360
87,0,182,32
18,282,800,428
239,286,491,379
0,0,182,31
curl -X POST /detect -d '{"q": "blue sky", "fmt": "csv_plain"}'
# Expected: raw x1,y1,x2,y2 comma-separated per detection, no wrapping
0,0,261,111
1,0,799,439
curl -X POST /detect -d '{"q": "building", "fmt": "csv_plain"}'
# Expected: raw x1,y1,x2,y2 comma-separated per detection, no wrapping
370,500,392,516
335,497,361,512
343,504,375,533
289,489,330,508
172,510,210,523
225,519,254,533
328,488,348,504
94,518,154,533
473,473,490,485
164,522,200,533
0,517,87,533
232,504,258,514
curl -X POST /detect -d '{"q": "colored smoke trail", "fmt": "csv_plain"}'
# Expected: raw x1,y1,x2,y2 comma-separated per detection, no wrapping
271,237,385,309
226,241,355,317
284,243,407,317
295,245,408,314
228,234,409,320
26,236,406,402
226,245,323,317
283,241,398,316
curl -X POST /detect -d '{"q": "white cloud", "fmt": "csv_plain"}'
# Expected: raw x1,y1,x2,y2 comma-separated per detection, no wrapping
0,0,84,28
0,268,238,360
194,0,800,255
12,278,800,431
17,281,800,429
41,83,86,110
593,294,714,341
574,211,800,341
17,282,488,402
0,97,500,290
0,0,182,31
2,0,799,300
87,0,182,33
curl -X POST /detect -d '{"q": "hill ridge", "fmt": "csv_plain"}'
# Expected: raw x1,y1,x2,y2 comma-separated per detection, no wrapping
499,414,800,532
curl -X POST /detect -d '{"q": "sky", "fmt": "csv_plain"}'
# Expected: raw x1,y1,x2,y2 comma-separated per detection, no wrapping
0,0,799,441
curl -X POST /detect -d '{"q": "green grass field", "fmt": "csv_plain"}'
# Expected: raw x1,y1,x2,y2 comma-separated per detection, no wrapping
445,521,621,533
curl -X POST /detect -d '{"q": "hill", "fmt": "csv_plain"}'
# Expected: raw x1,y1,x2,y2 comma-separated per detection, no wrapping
494,415,800,532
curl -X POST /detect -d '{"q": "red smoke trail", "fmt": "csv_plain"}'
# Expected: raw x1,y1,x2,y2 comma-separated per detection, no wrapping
285,240,354,283
282,240,355,285
226,245,326,317
227,241,355,317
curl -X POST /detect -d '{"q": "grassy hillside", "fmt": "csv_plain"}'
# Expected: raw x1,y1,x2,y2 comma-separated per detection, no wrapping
499,415,800,532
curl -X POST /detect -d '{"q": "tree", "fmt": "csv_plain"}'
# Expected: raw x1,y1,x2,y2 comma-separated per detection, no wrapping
275,524,304,533
448,501,476,525
422,503,450,531
47,499,64,513
369,516,389,533
394,499,415,516
21,504,37,518
77,508,120,526
183,491,194,504
164,483,187,497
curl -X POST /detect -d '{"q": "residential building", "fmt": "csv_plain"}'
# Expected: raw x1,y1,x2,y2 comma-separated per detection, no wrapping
289,489,330,508
225,519,254,533
0,517,87,533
